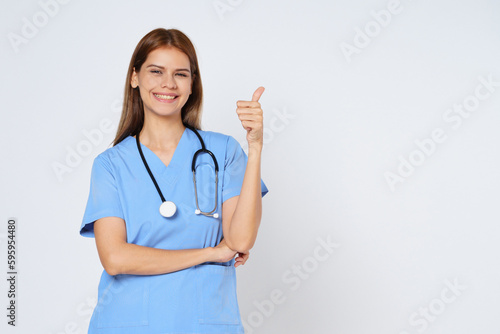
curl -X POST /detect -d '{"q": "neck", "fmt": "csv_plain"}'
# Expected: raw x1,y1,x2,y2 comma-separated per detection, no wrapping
138,113,186,150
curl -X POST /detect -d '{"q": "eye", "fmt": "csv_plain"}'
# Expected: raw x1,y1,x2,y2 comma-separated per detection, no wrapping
176,73,188,77
150,70,162,74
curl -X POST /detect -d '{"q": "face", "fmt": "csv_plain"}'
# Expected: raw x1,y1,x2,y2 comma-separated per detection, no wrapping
130,46,193,120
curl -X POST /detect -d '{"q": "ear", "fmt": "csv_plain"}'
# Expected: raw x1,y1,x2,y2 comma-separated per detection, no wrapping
130,67,138,88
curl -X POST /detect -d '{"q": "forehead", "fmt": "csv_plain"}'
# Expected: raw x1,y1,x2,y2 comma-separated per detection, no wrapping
145,46,190,68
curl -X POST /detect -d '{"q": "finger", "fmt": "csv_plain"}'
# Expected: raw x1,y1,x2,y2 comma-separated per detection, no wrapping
236,107,263,115
252,86,265,102
239,252,249,259
239,119,262,128
236,110,263,119
241,121,257,131
234,254,248,266
240,254,249,264
234,257,244,267
237,115,263,123
237,101,260,108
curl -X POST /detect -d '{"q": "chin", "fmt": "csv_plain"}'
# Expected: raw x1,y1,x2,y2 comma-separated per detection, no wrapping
152,109,183,118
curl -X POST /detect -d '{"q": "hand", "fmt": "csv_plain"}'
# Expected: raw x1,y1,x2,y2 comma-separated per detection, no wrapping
213,238,237,263
236,86,265,149
234,251,250,268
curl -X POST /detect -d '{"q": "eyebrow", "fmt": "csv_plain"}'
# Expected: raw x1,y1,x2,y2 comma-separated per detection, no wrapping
146,64,190,72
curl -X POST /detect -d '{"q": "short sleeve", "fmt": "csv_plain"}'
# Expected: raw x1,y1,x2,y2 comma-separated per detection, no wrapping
80,154,124,238
222,136,269,202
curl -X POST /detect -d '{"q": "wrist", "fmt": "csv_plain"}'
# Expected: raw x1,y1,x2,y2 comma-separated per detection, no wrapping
247,144,262,156
205,246,216,262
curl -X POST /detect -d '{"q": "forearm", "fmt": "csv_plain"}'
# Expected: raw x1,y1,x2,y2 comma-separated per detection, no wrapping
109,243,216,276
226,146,263,252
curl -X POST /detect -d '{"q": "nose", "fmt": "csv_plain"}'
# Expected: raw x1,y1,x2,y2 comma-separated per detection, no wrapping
161,72,177,89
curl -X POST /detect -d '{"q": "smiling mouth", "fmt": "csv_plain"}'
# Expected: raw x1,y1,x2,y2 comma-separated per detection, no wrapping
153,93,178,100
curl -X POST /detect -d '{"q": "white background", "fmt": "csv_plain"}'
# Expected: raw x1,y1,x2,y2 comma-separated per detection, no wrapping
1,0,500,333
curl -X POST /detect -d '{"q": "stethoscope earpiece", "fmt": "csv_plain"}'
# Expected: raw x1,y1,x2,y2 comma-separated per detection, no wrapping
194,209,218,219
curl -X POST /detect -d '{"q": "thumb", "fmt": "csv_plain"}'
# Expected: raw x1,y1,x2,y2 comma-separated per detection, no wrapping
252,86,265,102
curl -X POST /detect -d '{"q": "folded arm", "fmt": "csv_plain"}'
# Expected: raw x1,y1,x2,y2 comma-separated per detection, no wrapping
94,216,217,276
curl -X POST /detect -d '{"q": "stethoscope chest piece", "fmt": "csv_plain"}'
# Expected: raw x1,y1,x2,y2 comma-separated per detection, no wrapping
159,201,177,218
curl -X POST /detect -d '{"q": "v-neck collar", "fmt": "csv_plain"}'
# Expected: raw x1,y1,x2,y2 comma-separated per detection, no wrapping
127,127,195,185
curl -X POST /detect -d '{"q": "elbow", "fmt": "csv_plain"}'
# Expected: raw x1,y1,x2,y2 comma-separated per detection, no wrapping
225,237,254,254
224,217,261,253
101,251,122,276
103,265,119,277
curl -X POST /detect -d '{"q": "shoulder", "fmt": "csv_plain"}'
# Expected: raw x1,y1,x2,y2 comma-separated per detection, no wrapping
197,129,241,149
93,136,134,169
197,129,230,142
196,130,246,165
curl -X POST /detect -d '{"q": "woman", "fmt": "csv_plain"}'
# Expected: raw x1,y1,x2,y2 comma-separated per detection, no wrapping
79,28,268,333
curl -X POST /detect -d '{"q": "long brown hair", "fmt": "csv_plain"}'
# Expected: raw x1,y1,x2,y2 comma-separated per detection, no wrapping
113,28,203,146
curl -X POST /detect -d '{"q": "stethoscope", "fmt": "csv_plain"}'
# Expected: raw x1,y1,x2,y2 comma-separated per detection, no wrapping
135,124,219,219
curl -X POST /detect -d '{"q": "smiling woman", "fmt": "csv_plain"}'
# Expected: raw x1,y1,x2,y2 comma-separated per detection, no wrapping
114,28,204,146
79,28,269,334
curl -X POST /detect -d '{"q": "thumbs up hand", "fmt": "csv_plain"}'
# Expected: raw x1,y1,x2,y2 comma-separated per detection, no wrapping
236,86,265,150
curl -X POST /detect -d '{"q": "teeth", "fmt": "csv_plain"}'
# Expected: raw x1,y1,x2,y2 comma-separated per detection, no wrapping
154,93,176,100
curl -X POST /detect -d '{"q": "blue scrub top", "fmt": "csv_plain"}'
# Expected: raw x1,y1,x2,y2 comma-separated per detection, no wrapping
80,128,268,334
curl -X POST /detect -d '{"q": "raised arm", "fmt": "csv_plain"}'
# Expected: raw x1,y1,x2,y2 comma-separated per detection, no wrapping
222,87,265,254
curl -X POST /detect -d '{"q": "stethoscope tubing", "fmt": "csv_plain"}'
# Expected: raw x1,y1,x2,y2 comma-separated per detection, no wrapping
136,124,220,218
136,133,167,203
